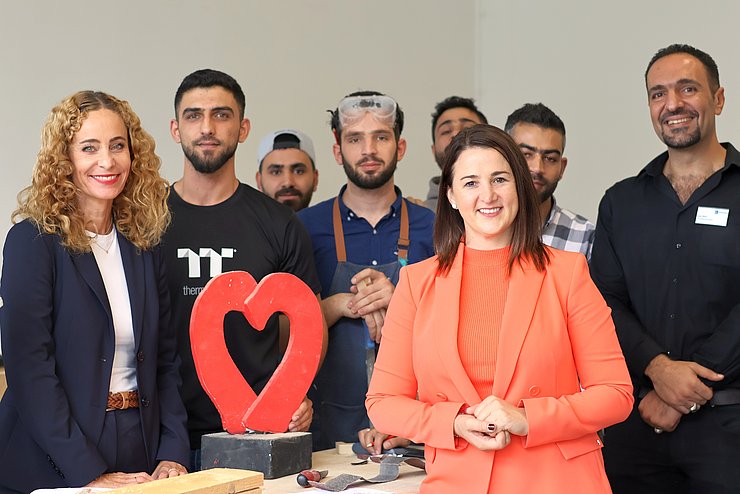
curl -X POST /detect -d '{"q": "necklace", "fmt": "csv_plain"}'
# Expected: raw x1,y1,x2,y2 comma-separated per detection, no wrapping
88,229,116,254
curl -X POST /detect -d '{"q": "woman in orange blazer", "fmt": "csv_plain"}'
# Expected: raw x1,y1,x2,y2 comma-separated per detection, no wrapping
366,125,633,493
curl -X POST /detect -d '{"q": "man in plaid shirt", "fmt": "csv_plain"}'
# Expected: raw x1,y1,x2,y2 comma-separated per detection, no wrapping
505,103,595,260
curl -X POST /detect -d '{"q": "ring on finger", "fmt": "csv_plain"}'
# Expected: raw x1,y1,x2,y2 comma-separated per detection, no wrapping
689,402,700,413
654,427,663,434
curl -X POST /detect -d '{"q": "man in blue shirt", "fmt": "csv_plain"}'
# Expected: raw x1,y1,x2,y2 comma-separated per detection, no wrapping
298,91,435,451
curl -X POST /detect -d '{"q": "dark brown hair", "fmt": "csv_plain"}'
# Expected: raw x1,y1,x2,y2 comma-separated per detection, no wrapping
434,124,549,275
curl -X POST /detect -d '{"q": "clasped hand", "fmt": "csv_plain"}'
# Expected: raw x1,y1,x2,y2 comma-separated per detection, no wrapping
453,396,528,451
639,355,724,432
348,268,395,343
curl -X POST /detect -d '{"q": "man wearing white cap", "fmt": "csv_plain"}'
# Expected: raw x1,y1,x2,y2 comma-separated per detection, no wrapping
256,129,319,212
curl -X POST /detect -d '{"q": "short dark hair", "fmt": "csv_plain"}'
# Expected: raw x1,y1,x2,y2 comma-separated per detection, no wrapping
434,124,549,275
431,96,487,142
174,69,246,120
645,44,720,93
504,103,566,148
330,90,404,142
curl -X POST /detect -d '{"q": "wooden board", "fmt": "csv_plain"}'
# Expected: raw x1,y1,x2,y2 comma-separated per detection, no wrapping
0,368,6,399
108,468,263,494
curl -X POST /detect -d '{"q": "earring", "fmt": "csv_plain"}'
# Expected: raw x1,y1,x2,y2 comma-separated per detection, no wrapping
451,203,458,210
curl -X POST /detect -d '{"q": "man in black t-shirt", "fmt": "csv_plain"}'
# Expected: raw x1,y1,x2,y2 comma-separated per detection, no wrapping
161,69,326,469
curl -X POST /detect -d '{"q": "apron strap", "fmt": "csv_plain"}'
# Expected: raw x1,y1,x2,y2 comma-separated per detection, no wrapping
332,196,411,265
397,199,410,266
333,197,347,263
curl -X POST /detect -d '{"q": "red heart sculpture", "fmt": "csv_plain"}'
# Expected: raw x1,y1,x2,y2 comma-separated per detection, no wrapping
189,271,323,433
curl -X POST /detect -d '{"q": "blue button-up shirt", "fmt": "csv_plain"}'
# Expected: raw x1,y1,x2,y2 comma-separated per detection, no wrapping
297,185,436,297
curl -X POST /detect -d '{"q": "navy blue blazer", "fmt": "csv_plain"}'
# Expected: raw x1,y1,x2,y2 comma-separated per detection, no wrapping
0,220,189,492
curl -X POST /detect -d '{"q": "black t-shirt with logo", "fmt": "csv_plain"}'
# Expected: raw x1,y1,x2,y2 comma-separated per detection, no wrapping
162,183,320,448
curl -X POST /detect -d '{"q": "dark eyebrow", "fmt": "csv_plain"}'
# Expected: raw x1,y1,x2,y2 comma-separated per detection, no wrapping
437,117,477,129
519,143,561,156
289,163,309,169
182,106,235,115
210,106,235,114
648,78,702,94
181,107,203,115
458,170,509,181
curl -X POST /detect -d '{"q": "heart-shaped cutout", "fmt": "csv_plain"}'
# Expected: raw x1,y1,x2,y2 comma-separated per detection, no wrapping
190,271,322,433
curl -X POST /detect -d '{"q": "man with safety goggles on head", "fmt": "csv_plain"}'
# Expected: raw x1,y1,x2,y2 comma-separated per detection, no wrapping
298,91,435,451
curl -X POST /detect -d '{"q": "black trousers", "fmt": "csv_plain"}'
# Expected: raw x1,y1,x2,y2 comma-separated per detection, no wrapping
603,403,740,494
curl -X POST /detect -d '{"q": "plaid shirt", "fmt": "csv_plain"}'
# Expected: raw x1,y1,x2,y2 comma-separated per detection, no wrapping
542,197,595,261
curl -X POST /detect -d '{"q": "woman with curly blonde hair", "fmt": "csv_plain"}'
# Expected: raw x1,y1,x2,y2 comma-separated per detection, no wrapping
0,91,189,492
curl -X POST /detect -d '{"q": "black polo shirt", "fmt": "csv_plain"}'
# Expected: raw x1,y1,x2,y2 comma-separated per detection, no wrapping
591,143,740,392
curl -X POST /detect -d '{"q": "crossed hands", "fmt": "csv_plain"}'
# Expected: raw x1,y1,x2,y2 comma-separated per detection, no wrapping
86,461,187,487
324,268,394,343
639,354,724,432
454,396,528,451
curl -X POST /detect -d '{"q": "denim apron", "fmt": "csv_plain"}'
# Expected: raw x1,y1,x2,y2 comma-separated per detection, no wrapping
311,197,410,450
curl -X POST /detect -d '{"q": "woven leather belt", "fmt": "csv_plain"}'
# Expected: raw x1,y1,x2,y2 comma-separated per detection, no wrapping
106,390,139,411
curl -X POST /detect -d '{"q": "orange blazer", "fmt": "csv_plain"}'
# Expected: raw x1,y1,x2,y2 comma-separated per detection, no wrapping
367,247,633,494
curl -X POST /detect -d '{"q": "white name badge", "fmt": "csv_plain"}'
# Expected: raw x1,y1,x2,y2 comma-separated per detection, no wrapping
695,206,729,227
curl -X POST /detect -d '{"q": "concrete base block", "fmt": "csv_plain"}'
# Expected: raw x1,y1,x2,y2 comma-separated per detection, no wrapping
201,431,312,479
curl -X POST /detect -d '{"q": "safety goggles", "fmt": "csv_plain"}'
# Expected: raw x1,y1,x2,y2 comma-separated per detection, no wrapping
337,95,397,128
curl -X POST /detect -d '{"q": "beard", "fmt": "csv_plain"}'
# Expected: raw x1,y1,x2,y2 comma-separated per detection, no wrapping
274,186,313,212
662,127,701,149
531,172,559,204
660,110,702,149
342,154,397,190
182,139,238,174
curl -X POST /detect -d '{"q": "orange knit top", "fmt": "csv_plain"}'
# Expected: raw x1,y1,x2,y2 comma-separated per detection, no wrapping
457,245,510,400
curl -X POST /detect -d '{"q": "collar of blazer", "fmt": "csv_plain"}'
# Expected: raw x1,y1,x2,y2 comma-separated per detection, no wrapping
432,244,545,406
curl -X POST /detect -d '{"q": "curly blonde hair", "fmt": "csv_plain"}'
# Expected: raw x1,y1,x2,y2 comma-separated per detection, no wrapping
13,91,170,252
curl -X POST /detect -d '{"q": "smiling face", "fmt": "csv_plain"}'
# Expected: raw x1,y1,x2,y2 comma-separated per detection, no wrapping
170,86,250,174
256,148,318,211
646,53,724,149
68,109,131,221
447,147,518,250
333,112,406,189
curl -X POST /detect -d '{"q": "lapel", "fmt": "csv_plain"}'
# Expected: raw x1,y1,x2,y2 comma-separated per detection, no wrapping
118,233,145,351
492,258,545,399
433,246,483,406
70,248,112,323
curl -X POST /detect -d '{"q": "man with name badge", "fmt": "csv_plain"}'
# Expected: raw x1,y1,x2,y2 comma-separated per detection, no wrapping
591,44,740,493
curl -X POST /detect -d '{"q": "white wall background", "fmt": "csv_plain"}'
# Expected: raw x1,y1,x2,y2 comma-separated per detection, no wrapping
477,0,740,220
1,0,739,354
0,0,477,260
